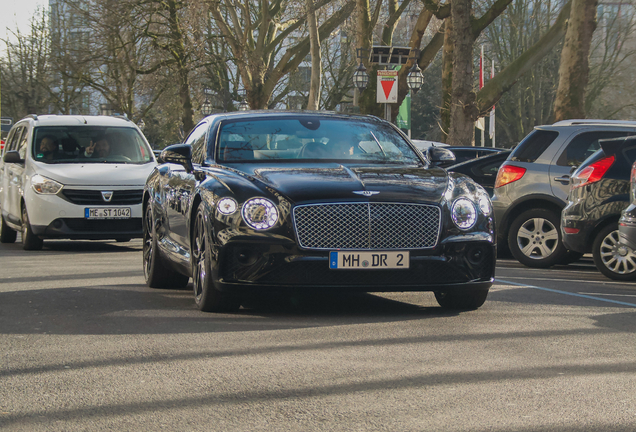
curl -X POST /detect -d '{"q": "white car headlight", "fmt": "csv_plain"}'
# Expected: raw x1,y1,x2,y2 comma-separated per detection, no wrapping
31,174,63,195
478,194,492,216
217,197,238,215
242,198,279,230
451,198,477,230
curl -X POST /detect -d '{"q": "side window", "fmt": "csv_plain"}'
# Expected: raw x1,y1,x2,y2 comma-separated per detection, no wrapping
556,131,634,167
6,126,24,152
185,122,208,165
510,130,559,163
17,127,30,159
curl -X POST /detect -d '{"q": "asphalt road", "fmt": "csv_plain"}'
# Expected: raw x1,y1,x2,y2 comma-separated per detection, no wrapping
1,239,636,431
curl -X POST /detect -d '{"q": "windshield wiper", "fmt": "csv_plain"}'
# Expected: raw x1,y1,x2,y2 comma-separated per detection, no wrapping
369,131,387,159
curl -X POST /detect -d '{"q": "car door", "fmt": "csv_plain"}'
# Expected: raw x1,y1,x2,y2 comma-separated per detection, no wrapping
166,121,209,250
549,130,636,201
3,125,28,225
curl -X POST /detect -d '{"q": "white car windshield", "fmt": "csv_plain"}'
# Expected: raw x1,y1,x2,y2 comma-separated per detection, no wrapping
216,117,422,164
32,126,153,164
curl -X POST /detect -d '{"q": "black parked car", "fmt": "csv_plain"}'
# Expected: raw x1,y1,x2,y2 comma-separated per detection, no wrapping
562,136,636,280
143,111,496,312
448,150,512,196
618,161,636,275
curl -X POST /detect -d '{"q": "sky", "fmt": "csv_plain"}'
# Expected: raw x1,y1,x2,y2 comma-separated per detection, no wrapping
1,0,49,43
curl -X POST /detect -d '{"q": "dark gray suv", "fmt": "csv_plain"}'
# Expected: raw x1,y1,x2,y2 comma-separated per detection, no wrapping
492,120,636,268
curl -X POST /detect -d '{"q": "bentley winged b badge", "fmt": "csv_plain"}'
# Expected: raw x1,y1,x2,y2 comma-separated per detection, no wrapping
352,191,380,197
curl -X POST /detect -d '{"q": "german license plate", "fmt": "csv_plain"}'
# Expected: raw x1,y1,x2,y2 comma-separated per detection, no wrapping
85,207,131,219
329,251,409,269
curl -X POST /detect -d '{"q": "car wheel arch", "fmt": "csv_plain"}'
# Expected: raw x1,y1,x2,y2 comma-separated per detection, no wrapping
590,215,621,247
501,196,565,237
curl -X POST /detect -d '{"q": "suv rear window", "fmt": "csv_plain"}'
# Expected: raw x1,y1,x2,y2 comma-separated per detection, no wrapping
510,130,558,163
556,131,633,167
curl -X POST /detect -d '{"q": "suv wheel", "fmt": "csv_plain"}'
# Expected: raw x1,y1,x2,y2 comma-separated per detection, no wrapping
21,205,43,250
592,224,636,281
508,208,567,268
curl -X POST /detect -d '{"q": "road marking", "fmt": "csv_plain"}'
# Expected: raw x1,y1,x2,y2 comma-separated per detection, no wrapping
496,279,636,308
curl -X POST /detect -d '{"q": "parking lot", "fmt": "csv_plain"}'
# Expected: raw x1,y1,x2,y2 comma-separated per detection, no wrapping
1,239,636,431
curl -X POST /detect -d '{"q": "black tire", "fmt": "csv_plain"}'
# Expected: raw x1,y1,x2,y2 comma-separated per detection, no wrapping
559,250,584,265
0,213,17,243
508,208,567,268
21,205,43,250
192,206,240,312
434,289,489,310
143,204,189,289
592,224,636,281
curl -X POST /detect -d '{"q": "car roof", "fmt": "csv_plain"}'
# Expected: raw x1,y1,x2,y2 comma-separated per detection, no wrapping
16,114,137,128
202,110,385,124
551,119,636,127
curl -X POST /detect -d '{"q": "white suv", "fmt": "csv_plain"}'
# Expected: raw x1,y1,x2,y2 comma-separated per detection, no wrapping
0,115,156,250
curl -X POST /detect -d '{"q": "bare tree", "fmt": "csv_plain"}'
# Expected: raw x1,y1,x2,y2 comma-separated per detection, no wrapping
0,12,52,119
209,0,355,109
554,0,598,120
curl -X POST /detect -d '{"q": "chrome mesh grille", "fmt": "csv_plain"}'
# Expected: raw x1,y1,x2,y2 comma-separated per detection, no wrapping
293,202,440,250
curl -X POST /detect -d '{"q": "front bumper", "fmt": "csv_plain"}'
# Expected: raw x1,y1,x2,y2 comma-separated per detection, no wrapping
214,240,495,293
25,187,143,240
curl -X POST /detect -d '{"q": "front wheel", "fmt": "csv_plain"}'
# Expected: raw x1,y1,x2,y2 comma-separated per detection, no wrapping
508,208,567,268
143,204,189,289
21,206,43,250
434,289,489,310
0,213,17,243
592,224,636,281
192,206,240,312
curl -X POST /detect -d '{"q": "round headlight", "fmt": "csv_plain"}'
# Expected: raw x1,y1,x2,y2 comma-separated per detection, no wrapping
217,197,238,215
478,195,491,216
242,198,279,230
31,174,63,194
451,198,477,230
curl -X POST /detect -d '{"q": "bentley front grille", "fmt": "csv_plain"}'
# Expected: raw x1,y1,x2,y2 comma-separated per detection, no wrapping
293,202,440,250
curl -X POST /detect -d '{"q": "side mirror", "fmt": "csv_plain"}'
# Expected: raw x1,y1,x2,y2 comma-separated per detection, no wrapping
3,150,24,164
160,144,193,173
426,147,456,167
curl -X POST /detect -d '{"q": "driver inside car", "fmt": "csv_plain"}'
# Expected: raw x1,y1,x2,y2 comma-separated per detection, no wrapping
84,136,111,158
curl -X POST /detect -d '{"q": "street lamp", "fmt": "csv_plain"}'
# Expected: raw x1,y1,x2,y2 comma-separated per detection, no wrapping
406,61,424,94
237,89,249,111
201,88,213,116
353,62,369,91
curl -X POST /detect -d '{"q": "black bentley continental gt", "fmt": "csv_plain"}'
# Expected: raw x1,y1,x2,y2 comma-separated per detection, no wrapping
142,111,496,312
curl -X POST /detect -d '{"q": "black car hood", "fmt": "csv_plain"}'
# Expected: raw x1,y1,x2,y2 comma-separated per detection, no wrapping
238,163,449,204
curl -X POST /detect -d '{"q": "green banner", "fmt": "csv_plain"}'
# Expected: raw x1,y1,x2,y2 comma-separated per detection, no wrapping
396,93,411,129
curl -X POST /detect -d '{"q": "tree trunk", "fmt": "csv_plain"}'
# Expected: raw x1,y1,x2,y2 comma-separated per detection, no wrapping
447,0,477,146
306,0,321,110
553,0,597,121
440,20,453,142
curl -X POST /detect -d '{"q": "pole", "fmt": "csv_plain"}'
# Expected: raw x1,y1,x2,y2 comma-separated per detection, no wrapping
385,103,390,122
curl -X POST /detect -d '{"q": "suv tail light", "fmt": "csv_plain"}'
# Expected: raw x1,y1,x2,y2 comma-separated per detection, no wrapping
570,155,615,189
495,164,527,188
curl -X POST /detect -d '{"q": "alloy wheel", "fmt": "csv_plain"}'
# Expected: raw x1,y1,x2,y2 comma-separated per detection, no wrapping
192,211,206,301
143,206,153,279
598,229,636,275
516,217,559,260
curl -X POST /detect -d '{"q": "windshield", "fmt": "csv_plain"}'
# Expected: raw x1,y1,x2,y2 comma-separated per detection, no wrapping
32,126,153,164
216,117,422,164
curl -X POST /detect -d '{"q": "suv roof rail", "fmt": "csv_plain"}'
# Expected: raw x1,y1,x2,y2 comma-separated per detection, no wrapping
111,114,132,122
25,114,38,121
552,119,636,126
